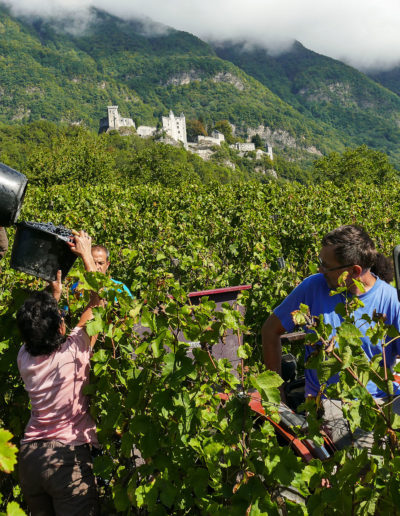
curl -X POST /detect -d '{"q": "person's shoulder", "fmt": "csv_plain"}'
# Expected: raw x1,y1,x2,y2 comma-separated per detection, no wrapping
276,274,324,308
66,326,90,351
111,278,133,297
296,273,326,290
369,278,400,318
304,273,325,284
17,344,27,363
375,277,398,298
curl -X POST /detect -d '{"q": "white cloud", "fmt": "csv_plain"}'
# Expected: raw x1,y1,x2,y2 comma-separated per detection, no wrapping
5,0,400,70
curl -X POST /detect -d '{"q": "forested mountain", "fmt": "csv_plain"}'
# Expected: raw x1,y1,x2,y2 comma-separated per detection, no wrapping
368,67,400,97
214,41,400,165
1,2,400,166
0,3,340,161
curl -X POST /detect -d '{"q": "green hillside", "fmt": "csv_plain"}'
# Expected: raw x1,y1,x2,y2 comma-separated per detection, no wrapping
2,3,400,166
368,67,400,97
214,41,400,165
0,4,350,163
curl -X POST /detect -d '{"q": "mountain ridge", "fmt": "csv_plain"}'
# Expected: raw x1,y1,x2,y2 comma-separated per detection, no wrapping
1,3,400,166
213,40,400,164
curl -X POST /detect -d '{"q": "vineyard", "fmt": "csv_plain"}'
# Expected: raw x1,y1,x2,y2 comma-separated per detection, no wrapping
1,179,400,514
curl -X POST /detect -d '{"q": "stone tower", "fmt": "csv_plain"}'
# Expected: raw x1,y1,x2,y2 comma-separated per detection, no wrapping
162,111,187,145
107,106,120,130
99,106,135,134
265,144,274,161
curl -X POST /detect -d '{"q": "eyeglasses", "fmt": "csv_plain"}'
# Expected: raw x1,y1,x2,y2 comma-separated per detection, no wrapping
318,257,354,272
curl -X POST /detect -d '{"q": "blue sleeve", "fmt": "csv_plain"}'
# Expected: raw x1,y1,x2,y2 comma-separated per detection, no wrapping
121,283,133,298
273,277,314,332
384,287,400,358
111,279,133,298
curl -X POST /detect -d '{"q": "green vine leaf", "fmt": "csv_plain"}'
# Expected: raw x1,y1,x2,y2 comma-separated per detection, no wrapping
250,371,282,407
0,429,17,474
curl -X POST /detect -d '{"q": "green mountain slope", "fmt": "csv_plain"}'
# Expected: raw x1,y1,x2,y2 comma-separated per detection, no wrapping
0,4,350,162
214,41,400,165
1,3,400,166
368,67,400,97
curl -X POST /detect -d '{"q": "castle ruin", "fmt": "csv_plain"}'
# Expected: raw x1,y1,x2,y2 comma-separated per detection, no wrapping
98,106,274,167
99,106,135,133
265,144,274,161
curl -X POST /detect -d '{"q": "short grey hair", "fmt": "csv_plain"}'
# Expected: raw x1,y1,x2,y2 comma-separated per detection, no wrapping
92,245,110,261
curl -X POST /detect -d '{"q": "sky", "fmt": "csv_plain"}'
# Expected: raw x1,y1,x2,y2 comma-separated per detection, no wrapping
6,0,400,71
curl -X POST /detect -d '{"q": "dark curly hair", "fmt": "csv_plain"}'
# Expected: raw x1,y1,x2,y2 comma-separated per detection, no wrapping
322,225,394,283
17,291,66,356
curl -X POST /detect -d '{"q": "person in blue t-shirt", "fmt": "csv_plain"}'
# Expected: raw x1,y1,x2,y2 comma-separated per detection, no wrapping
262,225,400,449
71,245,133,299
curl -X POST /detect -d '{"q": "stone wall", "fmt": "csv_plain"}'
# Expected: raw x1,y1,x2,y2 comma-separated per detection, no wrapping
137,126,157,137
197,134,224,146
232,142,255,152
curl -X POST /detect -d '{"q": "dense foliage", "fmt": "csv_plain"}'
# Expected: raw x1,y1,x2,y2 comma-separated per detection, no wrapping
1,3,400,511
1,178,400,513
3,119,397,187
369,66,400,98
185,120,207,142
312,145,397,185
0,121,260,186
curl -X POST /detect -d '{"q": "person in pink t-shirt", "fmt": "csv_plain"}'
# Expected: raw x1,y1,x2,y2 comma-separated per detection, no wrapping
17,231,102,516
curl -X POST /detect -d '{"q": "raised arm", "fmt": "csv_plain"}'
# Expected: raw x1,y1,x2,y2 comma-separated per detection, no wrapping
69,230,96,273
69,231,103,335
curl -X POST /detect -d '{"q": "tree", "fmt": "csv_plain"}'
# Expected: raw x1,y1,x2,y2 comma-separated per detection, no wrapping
251,134,263,149
214,120,235,144
25,130,115,186
313,145,397,184
123,143,199,187
186,120,207,142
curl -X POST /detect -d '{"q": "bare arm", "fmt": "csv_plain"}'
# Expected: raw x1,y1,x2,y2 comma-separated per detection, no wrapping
69,231,103,340
262,313,288,402
0,227,8,259
47,232,103,348
49,269,63,302
261,313,287,376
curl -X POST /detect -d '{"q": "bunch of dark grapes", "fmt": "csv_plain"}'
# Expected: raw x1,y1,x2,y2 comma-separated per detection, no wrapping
24,221,73,241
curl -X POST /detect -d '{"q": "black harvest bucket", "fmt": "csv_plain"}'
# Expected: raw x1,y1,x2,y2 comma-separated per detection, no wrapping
10,222,77,281
0,162,28,227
